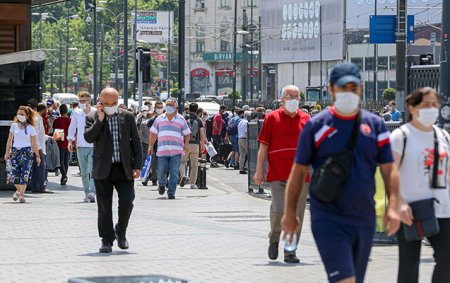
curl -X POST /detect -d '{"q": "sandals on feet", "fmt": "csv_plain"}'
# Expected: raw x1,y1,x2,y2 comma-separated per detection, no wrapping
18,196,26,203
12,192,19,201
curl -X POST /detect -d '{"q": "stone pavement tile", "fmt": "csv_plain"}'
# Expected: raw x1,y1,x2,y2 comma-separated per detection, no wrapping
0,166,435,283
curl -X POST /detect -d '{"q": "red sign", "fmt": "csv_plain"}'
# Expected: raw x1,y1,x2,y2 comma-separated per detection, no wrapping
150,51,159,57
216,68,233,77
155,54,167,62
191,68,210,77
247,68,259,77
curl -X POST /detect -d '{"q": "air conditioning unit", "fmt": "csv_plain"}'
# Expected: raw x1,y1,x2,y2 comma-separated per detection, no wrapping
195,2,205,10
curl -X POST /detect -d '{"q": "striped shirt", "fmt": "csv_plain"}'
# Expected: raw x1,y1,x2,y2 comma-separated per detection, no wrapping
150,113,191,157
107,114,121,162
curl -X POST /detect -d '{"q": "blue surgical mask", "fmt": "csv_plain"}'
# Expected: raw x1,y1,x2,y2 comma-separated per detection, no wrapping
166,106,176,114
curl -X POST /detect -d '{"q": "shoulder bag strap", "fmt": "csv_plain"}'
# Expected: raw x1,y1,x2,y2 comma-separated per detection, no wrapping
432,127,440,188
347,111,362,150
399,126,407,168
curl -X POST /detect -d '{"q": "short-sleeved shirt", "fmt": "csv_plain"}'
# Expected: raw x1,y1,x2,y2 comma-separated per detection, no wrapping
52,116,71,150
186,113,204,145
295,107,393,227
212,113,223,136
10,123,37,148
391,109,401,121
150,113,191,157
257,107,310,182
391,124,450,218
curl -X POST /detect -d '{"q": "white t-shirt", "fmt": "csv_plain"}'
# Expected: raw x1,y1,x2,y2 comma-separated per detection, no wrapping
10,123,37,149
391,124,450,218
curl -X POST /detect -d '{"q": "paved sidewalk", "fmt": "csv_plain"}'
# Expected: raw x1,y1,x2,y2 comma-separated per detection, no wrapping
0,165,434,283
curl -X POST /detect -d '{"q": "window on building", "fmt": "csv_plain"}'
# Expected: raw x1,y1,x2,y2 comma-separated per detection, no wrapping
220,38,230,52
365,57,374,71
220,0,231,8
195,0,205,10
378,56,388,71
390,56,396,70
196,40,205,52
246,0,257,7
365,81,375,101
351,57,363,71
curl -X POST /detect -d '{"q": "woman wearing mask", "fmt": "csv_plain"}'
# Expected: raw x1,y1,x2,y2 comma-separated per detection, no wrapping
391,87,450,283
4,106,41,203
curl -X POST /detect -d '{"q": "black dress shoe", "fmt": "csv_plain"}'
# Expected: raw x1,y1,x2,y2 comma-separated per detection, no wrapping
152,181,157,186
158,186,165,195
99,241,113,253
268,242,279,260
284,253,300,263
239,170,248,175
115,231,129,250
168,193,175,200
60,177,68,185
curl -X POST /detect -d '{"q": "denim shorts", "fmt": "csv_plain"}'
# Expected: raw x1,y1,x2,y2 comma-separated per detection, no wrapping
231,135,239,152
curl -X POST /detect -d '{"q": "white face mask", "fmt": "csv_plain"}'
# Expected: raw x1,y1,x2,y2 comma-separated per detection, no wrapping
155,108,164,115
141,111,148,117
284,99,299,113
104,105,118,115
166,106,176,115
334,92,360,114
18,115,26,123
417,108,439,127
79,103,87,110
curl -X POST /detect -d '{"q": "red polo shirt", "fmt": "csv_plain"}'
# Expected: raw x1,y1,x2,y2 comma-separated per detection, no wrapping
257,107,310,182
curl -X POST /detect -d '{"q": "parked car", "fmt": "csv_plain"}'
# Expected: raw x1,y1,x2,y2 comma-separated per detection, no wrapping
52,93,79,106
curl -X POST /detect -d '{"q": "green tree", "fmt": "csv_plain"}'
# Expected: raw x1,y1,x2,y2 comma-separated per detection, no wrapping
228,90,240,99
382,88,397,102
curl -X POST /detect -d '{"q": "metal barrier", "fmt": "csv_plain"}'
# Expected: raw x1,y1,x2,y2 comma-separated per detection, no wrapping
407,65,440,95
247,120,269,194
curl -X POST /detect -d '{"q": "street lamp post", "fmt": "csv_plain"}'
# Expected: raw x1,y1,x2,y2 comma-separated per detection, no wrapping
123,0,129,106
178,0,186,113
69,47,78,94
232,0,238,107
65,10,79,93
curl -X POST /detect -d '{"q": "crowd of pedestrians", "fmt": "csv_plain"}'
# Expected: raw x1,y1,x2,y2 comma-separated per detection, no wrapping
3,62,450,282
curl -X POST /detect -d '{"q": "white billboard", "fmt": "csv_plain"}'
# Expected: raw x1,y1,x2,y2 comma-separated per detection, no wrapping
133,11,174,44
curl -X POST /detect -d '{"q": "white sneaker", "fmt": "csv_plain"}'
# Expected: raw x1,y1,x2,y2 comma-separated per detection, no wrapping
190,184,198,190
84,194,90,203
88,193,96,203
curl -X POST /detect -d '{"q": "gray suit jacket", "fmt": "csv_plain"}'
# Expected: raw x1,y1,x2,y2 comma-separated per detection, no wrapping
84,109,142,180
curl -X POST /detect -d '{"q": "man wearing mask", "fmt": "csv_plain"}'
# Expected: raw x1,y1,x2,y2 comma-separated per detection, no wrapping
254,85,310,264
68,91,96,202
148,98,191,199
84,87,142,253
282,63,401,282
147,101,164,186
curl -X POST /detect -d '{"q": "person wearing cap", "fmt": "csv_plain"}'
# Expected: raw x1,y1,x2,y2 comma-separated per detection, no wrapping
254,85,311,264
282,63,402,282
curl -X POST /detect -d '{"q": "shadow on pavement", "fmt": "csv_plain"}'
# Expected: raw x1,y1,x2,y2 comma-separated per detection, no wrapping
253,261,316,267
79,251,137,257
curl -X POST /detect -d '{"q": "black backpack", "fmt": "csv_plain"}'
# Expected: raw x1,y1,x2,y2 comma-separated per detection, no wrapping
188,116,200,143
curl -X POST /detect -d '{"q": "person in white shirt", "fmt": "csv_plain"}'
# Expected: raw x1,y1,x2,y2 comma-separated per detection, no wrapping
237,110,249,174
390,87,450,283
4,106,41,203
68,91,96,202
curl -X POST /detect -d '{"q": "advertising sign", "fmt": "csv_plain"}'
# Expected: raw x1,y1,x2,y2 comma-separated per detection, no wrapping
190,68,210,94
133,11,174,44
216,68,233,96
261,0,344,63
155,54,167,62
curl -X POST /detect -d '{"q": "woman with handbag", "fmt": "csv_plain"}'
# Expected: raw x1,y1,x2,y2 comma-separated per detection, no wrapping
4,106,41,203
390,87,450,283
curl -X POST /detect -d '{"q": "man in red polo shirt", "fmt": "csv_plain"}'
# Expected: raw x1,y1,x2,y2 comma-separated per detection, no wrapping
211,105,227,167
254,85,310,264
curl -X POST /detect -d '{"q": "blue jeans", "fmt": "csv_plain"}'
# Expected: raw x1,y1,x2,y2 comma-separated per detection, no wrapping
157,154,182,195
77,147,95,195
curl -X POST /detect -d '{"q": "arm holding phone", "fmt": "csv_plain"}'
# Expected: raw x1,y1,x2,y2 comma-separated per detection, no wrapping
84,102,105,143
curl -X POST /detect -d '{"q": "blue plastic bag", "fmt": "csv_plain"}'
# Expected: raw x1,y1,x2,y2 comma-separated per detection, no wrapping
140,155,152,180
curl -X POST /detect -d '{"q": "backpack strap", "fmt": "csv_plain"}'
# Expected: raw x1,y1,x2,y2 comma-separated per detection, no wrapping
398,126,407,168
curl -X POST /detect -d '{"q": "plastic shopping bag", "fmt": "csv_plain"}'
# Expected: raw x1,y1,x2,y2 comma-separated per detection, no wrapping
140,155,152,180
206,141,217,158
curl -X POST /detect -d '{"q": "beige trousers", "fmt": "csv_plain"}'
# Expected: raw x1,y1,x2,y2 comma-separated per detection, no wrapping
180,143,200,185
238,139,248,171
269,180,309,246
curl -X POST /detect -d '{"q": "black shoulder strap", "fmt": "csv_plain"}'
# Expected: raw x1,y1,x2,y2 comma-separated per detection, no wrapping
399,126,407,168
348,111,362,150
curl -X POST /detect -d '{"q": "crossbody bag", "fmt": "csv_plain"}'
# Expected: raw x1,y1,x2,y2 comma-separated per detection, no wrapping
310,111,361,203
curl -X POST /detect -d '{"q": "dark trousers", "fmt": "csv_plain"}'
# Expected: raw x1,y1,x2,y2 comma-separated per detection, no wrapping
94,163,135,243
211,134,222,163
398,218,450,283
59,148,70,179
29,154,46,192
151,151,158,182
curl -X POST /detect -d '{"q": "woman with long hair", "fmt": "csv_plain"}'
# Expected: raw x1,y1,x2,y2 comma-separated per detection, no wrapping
4,106,41,203
390,87,450,282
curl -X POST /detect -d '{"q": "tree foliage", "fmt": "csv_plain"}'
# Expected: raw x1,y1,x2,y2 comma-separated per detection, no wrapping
382,88,397,102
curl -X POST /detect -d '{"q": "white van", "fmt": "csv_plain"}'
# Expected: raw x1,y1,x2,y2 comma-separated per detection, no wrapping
53,93,79,106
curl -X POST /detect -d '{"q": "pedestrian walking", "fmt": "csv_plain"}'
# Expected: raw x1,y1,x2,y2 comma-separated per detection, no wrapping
146,101,165,186
391,87,450,283
68,91,96,202
4,106,41,203
211,105,227,167
179,102,207,190
282,63,401,282
254,85,310,264
84,87,142,253
237,109,248,174
137,105,153,168
52,104,71,185
29,103,52,194
148,98,191,199
225,108,241,169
